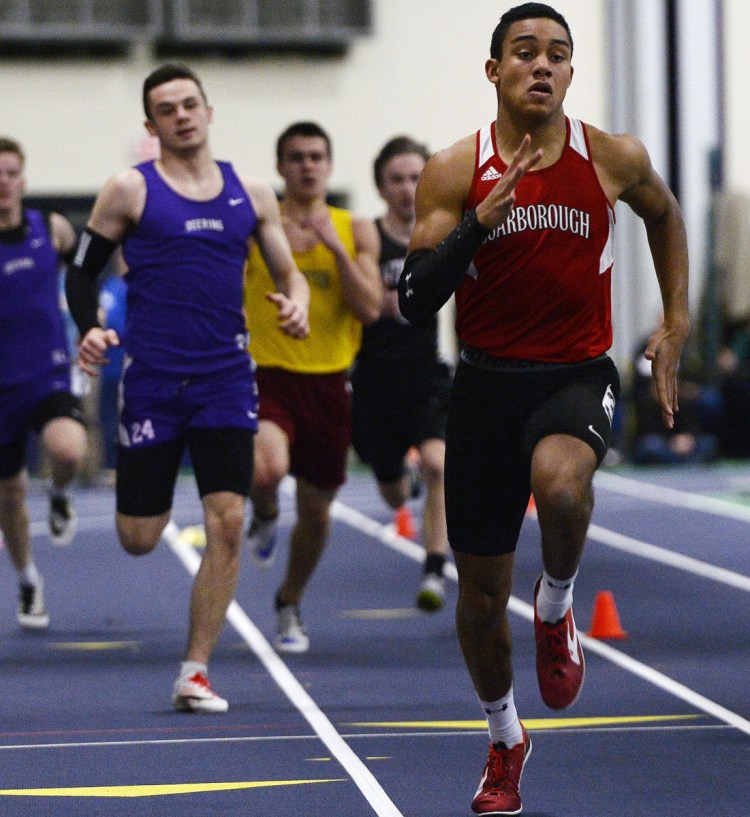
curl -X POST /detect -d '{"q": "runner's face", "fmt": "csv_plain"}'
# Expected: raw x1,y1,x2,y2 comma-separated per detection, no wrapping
0,151,24,215
277,136,332,201
145,78,212,153
487,17,573,119
378,153,426,222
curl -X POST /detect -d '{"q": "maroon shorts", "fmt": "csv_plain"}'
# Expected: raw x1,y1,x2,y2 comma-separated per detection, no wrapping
255,366,351,490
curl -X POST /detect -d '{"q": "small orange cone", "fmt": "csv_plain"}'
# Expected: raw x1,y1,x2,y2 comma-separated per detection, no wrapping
395,506,417,539
525,493,536,516
587,590,627,639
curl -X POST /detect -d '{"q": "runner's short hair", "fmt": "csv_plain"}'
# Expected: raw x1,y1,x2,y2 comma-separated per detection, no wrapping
373,136,430,188
0,137,25,165
143,63,208,119
490,3,573,59
276,121,332,163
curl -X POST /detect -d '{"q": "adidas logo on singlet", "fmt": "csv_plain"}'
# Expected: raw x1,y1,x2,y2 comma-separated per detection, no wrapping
481,166,503,181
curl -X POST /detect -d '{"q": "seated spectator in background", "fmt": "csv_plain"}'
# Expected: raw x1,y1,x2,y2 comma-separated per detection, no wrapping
631,340,719,465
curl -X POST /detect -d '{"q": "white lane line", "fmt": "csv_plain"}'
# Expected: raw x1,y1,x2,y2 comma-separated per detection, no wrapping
590,471,750,590
0,735,320,751
162,521,404,817
586,523,750,591
594,470,750,521
330,501,750,739
0,722,730,752
575,631,750,736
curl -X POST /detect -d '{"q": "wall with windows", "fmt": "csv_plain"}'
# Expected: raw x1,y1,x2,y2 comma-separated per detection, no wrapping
9,0,748,366
3,0,605,217
1,1,609,362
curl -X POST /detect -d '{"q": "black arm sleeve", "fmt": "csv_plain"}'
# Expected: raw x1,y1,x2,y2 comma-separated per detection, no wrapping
65,228,118,337
397,209,490,324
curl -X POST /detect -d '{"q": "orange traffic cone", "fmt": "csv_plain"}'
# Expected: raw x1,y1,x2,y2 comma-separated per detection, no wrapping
395,506,417,539
587,590,627,639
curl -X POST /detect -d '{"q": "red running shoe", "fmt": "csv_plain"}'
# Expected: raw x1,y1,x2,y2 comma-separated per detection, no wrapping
471,727,532,815
534,577,585,709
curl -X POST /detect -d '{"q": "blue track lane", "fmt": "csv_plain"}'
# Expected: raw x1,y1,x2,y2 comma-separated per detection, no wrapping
1,463,749,816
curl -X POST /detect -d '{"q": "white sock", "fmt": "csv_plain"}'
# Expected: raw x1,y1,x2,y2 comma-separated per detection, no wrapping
19,562,41,587
536,568,578,623
179,661,208,681
478,688,523,748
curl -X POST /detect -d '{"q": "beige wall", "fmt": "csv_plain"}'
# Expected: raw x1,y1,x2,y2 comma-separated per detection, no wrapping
29,1,748,365
5,0,606,218
724,0,750,196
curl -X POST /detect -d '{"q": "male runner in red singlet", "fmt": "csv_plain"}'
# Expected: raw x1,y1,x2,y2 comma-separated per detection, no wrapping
398,4,689,813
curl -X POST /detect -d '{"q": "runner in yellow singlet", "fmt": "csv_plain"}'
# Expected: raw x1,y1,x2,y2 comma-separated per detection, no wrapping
243,121,382,653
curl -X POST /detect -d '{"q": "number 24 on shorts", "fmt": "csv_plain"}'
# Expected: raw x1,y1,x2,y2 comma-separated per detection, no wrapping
129,419,156,445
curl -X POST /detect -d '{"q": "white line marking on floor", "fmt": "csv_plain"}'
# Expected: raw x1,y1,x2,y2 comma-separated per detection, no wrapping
162,520,404,817
587,523,750,591
590,471,750,589
594,470,750,521
0,721,730,752
330,500,750,739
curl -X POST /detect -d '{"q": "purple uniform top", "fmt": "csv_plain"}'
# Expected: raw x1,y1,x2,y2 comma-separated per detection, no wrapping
121,160,257,375
0,208,69,386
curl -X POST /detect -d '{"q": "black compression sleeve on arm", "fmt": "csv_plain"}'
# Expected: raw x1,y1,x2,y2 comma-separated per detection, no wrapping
397,209,490,324
65,228,118,336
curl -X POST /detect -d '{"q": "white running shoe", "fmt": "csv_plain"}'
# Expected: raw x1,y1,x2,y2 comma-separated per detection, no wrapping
416,573,446,612
275,602,310,653
172,672,229,713
246,515,278,568
18,580,50,630
49,495,77,547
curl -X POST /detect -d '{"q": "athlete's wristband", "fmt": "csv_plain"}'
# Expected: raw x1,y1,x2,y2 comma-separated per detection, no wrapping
398,210,489,324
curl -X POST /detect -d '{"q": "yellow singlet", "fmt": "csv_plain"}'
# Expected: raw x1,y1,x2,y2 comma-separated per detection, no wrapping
244,206,362,373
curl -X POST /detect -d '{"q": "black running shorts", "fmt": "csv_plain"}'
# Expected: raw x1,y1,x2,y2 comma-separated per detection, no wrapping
445,354,620,556
351,359,451,484
116,427,255,517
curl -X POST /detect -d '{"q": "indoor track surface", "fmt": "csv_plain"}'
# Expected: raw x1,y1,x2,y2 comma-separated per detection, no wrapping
1,462,749,816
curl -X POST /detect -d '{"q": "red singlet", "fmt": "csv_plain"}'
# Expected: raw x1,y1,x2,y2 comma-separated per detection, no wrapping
459,118,615,363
